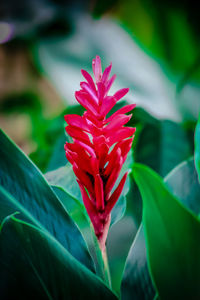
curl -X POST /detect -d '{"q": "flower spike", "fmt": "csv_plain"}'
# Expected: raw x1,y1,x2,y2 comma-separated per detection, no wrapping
64,56,136,250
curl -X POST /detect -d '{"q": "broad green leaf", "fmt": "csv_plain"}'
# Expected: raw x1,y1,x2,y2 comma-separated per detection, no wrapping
121,225,155,300
0,216,117,300
195,113,200,181
165,158,200,215
0,130,94,271
132,163,200,299
121,158,200,300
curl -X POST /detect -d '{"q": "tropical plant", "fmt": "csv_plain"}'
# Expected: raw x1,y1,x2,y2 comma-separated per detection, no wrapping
0,56,200,300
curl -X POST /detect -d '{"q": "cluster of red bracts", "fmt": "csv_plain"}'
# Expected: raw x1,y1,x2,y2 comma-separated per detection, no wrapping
64,56,136,250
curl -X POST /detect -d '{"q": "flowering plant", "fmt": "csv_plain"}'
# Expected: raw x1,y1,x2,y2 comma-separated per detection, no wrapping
0,56,200,300
64,56,136,251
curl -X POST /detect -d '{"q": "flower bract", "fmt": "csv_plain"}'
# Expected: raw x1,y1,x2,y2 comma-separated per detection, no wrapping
64,56,136,250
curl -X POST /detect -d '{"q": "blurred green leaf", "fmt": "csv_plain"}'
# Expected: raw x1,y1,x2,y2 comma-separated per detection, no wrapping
126,107,193,229
0,90,66,173
116,0,200,81
0,91,53,172
0,129,94,271
134,118,192,177
132,163,200,299
33,27,181,121
121,225,155,300
195,113,200,181
29,111,66,172
30,104,85,172
0,216,117,300
0,91,42,114
0,0,93,41
33,10,200,122
125,175,142,227
165,158,200,214
45,104,98,172
46,133,67,171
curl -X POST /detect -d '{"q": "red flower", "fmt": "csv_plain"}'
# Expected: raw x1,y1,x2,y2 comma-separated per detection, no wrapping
64,56,136,250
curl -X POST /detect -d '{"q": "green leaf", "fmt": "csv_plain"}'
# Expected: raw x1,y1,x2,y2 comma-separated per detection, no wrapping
46,133,68,171
51,186,88,225
121,225,155,300
29,110,66,172
165,158,200,215
0,129,94,271
126,108,193,229
132,163,200,299
46,165,82,202
125,175,142,228
43,185,110,285
121,158,200,300
195,113,200,181
0,216,117,300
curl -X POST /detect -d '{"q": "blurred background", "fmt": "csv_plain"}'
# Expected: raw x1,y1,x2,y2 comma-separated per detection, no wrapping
0,0,200,294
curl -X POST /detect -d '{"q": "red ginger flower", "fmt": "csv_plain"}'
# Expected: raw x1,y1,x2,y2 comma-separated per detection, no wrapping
64,56,136,251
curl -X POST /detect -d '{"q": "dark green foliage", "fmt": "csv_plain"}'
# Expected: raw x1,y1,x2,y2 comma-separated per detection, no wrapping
1,1,200,297
0,130,94,271
0,216,117,300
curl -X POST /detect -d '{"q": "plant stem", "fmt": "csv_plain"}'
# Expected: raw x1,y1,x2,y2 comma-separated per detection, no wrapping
90,223,112,289
90,225,112,288
102,246,112,289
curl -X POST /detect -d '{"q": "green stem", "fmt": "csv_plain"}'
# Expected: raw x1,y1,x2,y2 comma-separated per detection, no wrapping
102,247,112,289
90,226,112,288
